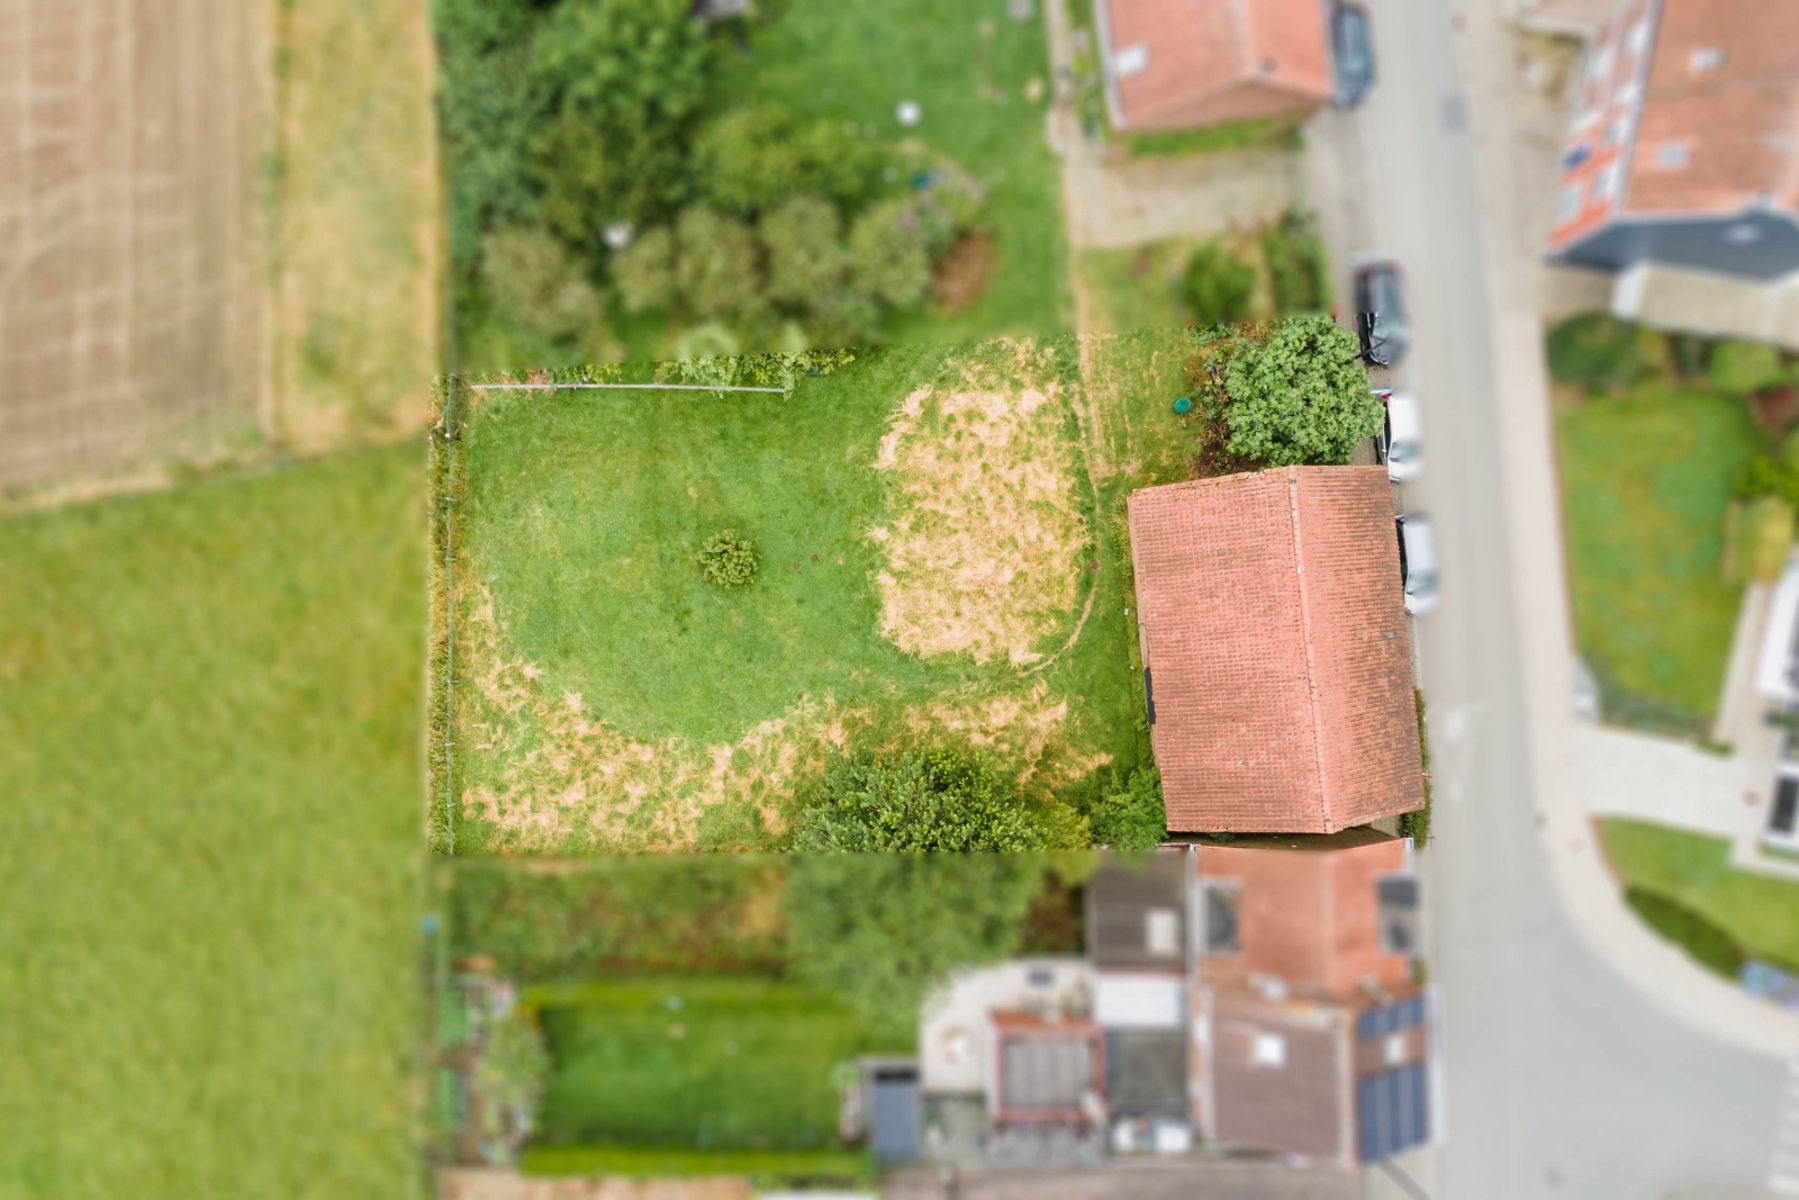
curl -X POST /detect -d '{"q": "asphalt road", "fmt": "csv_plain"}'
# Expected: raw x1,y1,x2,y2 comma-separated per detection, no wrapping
1316,3,1793,1197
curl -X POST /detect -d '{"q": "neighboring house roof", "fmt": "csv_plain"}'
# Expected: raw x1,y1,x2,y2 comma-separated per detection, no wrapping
1095,0,1332,131
1085,850,1189,971
1202,983,1431,1168
1193,830,1418,999
989,1012,1106,1123
1126,467,1425,834
1547,0,1799,256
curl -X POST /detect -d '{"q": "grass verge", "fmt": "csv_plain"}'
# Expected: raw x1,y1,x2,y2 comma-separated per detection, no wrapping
1598,817,1799,973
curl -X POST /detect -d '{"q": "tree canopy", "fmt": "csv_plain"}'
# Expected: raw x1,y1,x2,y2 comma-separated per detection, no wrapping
1221,316,1382,466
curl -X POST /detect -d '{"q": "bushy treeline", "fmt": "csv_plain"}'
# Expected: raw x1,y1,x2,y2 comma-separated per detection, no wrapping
437,0,984,360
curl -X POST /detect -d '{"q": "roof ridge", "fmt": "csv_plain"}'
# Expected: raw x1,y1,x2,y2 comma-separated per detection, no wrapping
1285,468,1333,831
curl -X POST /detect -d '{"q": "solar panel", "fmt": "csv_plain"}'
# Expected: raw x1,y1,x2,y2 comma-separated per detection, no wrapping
1357,1062,1430,1160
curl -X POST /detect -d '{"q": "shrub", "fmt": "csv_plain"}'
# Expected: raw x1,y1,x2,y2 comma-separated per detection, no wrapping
480,225,602,343
698,529,760,588
1735,454,1799,507
846,197,932,309
611,226,676,313
1221,316,1382,465
1545,312,1659,393
673,205,764,318
759,195,846,306
1709,339,1786,394
1261,210,1330,314
1400,686,1432,846
1623,886,1746,979
790,748,1071,853
1088,765,1165,853
1180,241,1256,327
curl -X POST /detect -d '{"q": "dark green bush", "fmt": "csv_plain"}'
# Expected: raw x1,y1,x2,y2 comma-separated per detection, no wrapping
760,195,847,306
1180,241,1256,327
693,104,887,216
611,226,676,313
1624,886,1745,979
699,529,760,587
446,859,787,979
672,206,764,318
1545,312,1660,392
1261,210,1330,314
783,853,1050,1039
1088,765,1165,853
1221,316,1382,465
846,197,933,309
791,748,1076,853
479,225,602,343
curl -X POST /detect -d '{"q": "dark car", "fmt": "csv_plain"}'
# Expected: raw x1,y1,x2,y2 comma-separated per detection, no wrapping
1354,260,1410,366
1330,2,1376,107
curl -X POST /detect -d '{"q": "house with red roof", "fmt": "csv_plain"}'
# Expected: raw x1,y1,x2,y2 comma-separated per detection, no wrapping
1093,0,1334,132
1125,466,1425,835
1546,0,1799,339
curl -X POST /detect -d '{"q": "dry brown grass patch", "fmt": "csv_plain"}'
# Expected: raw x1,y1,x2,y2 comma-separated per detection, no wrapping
869,343,1088,666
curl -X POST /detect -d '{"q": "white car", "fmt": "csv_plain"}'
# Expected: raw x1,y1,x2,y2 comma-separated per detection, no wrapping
1374,388,1423,483
1396,513,1440,615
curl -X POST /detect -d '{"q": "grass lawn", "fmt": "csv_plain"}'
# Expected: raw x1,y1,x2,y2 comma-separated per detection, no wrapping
524,976,905,1149
1598,817,1799,973
436,330,1197,853
1556,384,1766,729
0,448,425,1198
709,0,1070,348
272,0,439,449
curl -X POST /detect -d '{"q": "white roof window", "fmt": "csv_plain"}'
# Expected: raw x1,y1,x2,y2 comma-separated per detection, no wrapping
1252,1032,1288,1068
1557,181,1585,223
1595,162,1623,203
1654,141,1691,168
1144,907,1180,958
1626,19,1648,56
1689,46,1726,73
1114,43,1149,78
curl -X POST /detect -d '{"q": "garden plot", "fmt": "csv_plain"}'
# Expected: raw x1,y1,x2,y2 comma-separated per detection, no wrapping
434,333,1197,854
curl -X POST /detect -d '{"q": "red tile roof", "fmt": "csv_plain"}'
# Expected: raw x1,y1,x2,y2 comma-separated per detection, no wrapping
1126,467,1424,834
1548,0,1799,252
1098,0,1332,132
1195,832,1415,997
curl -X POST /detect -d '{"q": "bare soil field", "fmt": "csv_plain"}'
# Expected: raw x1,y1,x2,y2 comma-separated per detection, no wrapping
0,0,270,493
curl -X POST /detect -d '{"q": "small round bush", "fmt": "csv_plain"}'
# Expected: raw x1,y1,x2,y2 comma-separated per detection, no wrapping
699,529,760,587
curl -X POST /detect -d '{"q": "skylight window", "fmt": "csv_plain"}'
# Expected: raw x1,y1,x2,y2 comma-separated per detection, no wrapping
1654,142,1692,168
1114,43,1148,78
1689,46,1725,73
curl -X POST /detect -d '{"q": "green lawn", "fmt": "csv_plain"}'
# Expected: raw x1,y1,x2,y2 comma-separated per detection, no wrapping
1556,385,1766,729
0,448,424,1198
440,332,1198,854
525,976,904,1149
1599,817,1799,972
715,0,1070,347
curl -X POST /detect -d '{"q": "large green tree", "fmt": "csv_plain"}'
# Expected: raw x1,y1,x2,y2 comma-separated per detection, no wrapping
782,853,1049,1040
1221,316,1382,465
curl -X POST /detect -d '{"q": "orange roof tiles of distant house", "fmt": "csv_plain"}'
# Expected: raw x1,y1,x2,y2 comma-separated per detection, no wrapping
1126,467,1424,834
1547,0,1799,253
1096,0,1332,132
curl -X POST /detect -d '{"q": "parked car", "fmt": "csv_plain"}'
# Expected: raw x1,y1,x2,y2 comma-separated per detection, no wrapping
1355,261,1411,366
1330,2,1376,107
1373,388,1423,483
1396,513,1439,615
